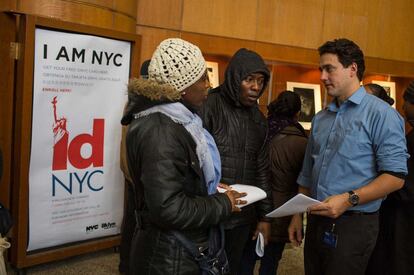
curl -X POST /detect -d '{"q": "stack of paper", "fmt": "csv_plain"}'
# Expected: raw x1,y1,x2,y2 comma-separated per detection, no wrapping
266,194,320,218
217,184,267,208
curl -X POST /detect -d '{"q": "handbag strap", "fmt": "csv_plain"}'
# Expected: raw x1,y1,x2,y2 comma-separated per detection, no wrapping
170,230,203,260
171,229,221,275
210,224,226,256
171,224,225,258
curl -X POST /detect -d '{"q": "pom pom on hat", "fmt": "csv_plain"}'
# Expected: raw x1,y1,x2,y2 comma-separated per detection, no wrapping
148,38,207,92
404,81,414,104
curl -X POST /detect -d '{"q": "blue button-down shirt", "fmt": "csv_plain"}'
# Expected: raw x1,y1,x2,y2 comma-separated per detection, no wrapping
298,87,408,212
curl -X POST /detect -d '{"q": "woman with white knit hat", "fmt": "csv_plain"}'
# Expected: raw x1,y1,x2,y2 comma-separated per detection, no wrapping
121,38,246,275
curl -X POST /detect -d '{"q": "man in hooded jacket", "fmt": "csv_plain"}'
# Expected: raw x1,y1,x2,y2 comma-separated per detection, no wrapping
200,48,274,275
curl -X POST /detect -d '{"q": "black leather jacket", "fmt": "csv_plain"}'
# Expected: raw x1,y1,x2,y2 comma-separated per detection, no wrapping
200,49,274,228
122,78,232,274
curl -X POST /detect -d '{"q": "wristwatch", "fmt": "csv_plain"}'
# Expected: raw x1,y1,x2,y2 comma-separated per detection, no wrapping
347,191,359,206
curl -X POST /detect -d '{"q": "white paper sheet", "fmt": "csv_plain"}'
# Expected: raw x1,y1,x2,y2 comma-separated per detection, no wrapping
266,194,321,218
217,184,267,208
255,232,264,257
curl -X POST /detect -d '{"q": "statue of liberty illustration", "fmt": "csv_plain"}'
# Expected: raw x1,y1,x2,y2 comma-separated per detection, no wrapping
51,96,68,145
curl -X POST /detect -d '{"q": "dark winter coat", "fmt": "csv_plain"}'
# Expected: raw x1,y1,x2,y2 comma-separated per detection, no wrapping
122,78,232,275
268,125,307,242
200,48,273,228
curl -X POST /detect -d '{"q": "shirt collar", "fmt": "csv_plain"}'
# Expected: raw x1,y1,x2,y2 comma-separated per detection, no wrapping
347,86,366,104
327,86,366,112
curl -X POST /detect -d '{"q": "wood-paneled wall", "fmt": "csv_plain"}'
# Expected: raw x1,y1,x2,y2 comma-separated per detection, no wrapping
1,0,137,33
136,0,414,73
0,13,16,209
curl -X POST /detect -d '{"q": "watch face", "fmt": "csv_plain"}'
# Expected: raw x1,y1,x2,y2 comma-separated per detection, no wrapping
349,194,359,206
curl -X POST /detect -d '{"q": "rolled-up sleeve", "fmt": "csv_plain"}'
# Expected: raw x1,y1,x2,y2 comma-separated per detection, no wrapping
374,108,409,174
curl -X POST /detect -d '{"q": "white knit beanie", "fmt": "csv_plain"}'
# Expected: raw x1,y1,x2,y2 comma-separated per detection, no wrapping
148,38,207,92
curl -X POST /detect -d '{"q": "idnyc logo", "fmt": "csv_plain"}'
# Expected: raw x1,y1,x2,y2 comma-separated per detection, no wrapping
85,224,99,233
101,222,116,230
51,96,104,170
51,96,105,196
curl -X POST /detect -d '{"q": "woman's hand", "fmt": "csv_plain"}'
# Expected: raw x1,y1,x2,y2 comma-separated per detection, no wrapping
218,183,232,191
225,190,247,212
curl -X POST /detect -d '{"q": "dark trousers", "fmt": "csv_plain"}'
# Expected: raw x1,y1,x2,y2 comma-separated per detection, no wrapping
240,239,285,275
119,182,136,274
305,213,379,275
225,224,252,275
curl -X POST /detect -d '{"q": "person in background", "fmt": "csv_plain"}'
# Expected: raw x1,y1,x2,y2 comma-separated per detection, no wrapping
200,48,274,275
0,148,3,182
364,83,394,106
366,81,414,275
288,38,408,275
240,91,307,275
139,60,150,79
121,38,246,275
118,60,150,274
0,148,13,237
0,149,2,181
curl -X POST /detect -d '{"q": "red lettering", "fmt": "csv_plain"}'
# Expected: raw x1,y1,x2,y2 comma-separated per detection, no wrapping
52,119,104,170
68,119,104,169
52,134,68,170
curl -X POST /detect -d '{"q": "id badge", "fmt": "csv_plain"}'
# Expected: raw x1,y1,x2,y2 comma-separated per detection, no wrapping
322,223,338,248
322,231,338,248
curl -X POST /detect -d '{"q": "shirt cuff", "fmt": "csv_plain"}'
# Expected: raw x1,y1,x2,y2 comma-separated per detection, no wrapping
297,173,312,188
379,170,406,180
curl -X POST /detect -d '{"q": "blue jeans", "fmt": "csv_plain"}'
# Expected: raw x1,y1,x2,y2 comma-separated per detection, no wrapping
240,239,285,275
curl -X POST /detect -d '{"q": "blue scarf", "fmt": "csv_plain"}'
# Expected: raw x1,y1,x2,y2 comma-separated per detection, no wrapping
134,102,221,194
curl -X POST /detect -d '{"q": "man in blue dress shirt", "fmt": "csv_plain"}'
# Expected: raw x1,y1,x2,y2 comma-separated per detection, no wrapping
288,38,408,275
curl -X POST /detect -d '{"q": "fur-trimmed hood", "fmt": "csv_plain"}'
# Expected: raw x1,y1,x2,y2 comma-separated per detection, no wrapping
121,78,181,125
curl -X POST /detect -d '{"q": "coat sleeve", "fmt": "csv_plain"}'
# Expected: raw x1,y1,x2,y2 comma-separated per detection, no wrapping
130,121,232,230
255,141,274,221
269,135,307,206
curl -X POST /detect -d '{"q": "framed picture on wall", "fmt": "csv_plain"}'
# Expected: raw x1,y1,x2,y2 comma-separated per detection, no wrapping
372,80,396,108
206,61,219,88
287,82,322,130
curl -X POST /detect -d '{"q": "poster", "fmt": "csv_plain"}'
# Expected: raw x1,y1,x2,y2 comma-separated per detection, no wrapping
27,28,130,251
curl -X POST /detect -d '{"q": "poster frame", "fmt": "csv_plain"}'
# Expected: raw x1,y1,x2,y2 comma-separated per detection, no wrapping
372,80,396,108
286,81,321,130
10,14,140,269
205,61,219,88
